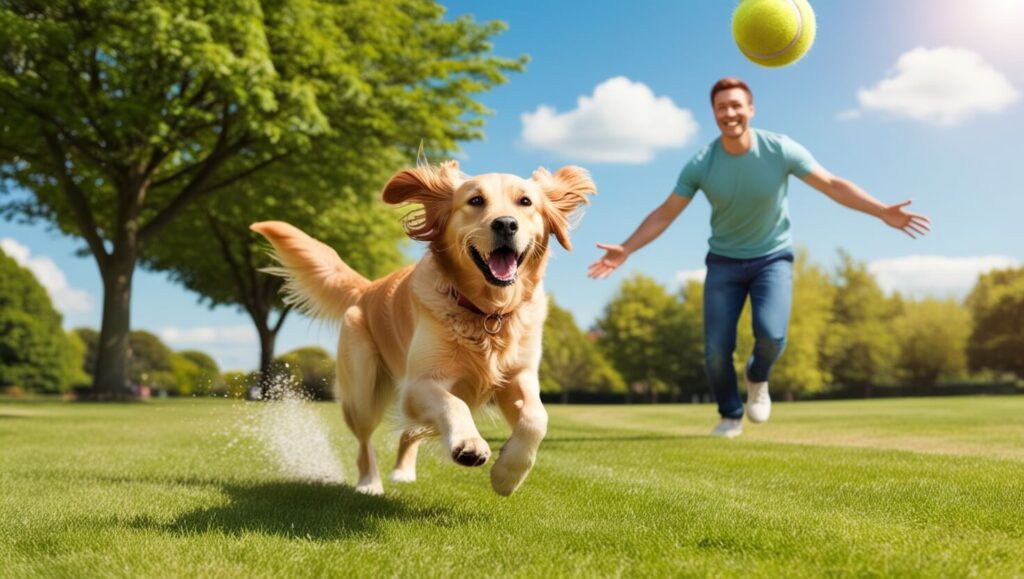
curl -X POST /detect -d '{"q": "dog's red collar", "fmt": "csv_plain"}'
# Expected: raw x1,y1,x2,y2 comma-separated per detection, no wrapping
450,290,505,335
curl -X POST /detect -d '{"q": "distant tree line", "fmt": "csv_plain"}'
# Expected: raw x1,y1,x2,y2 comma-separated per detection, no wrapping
3,244,1021,402
542,249,1024,403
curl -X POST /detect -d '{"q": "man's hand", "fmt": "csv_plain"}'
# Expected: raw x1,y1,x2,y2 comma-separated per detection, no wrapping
587,243,630,279
881,200,931,239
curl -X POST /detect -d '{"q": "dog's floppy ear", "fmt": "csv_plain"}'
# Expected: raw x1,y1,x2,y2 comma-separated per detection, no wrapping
381,160,463,243
532,166,596,251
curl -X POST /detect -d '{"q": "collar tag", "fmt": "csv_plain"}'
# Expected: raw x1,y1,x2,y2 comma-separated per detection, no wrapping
483,313,504,335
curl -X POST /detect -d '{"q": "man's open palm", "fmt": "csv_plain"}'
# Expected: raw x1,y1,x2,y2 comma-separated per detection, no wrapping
882,200,931,239
588,243,629,279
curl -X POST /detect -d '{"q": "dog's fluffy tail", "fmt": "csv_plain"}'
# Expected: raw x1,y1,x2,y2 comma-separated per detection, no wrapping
250,221,370,321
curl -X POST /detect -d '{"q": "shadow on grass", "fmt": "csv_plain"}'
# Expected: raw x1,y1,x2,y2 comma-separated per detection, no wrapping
129,478,485,540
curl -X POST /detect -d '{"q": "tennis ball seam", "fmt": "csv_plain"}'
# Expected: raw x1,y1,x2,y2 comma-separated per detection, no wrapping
737,0,803,61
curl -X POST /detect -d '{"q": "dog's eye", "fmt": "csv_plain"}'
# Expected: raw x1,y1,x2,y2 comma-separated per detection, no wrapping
519,197,532,207
468,196,485,207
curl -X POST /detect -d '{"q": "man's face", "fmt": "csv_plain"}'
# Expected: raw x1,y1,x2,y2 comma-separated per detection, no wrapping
713,88,755,139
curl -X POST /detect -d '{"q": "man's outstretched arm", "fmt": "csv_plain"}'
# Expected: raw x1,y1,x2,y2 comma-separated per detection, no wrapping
801,167,931,239
588,192,690,279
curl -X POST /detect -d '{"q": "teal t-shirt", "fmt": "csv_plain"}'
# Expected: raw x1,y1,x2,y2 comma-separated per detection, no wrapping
673,128,818,259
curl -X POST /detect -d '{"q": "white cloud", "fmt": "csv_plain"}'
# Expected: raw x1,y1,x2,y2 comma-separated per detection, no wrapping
848,47,1019,127
674,267,707,287
1,238,92,315
521,77,698,164
868,255,1020,299
160,325,258,345
160,326,261,373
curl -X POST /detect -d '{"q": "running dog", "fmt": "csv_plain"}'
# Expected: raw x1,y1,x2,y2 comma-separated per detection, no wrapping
251,160,594,495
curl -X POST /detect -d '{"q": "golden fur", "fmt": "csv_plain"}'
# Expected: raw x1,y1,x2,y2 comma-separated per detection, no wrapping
251,161,594,496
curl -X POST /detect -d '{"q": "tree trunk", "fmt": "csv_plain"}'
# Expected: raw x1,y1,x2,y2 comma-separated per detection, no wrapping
256,323,277,399
561,387,569,404
92,257,135,399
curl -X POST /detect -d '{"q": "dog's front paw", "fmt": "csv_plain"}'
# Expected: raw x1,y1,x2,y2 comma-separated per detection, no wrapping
389,468,416,483
450,437,491,467
490,450,535,496
355,480,384,496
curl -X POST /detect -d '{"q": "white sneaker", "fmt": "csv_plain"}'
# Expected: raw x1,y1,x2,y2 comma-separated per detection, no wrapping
710,418,743,438
745,372,771,424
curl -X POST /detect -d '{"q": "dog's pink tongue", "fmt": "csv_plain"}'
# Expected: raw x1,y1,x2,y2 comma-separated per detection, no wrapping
488,252,518,281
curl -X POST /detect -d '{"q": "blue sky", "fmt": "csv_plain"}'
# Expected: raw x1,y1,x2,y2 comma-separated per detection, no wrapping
3,0,1023,371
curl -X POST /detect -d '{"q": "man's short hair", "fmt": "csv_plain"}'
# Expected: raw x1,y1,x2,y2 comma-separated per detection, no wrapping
710,78,753,105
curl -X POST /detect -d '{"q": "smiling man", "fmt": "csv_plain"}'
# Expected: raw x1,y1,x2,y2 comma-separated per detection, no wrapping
588,77,931,438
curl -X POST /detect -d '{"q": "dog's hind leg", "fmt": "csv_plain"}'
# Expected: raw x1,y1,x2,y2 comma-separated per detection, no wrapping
390,427,424,483
337,307,391,495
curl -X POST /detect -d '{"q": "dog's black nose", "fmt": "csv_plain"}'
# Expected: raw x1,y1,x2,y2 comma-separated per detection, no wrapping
491,217,518,237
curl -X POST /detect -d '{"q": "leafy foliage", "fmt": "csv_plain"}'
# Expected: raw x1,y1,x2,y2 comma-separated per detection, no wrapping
966,267,1024,377
541,296,625,400
0,248,80,392
596,274,685,401
892,298,970,387
274,346,335,400
823,251,899,391
0,0,524,394
129,330,175,390
174,350,221,396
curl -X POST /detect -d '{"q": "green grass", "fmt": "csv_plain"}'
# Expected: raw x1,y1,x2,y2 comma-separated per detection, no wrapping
2,396,1023,578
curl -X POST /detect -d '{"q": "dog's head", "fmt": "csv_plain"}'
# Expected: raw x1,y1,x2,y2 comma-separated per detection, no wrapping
381,161,595,290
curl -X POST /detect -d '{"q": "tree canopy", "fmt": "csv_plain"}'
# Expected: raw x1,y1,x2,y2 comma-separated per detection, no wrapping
541,296,625,402
0,0,525,396
967,267,1024,378
0,247,81,392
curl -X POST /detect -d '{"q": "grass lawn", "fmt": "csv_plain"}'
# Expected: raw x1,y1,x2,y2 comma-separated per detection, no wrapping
2,396,1023,577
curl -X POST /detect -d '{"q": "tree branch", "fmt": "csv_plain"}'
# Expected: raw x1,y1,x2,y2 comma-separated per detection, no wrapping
199,152,289,196
140,147,286,243
138,115,241,243
208,215,257,319
0,86,113,172
271,304,292,335
43,132,110,269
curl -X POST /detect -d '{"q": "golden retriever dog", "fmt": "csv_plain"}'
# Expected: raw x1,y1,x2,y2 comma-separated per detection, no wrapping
251,160,594,496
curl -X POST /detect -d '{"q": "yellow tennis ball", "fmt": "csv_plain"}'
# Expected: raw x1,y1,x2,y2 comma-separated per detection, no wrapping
732,0,816,67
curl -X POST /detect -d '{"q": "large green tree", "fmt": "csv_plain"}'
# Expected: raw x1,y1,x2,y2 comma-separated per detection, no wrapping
274,346,335,400
0,248,80,392
0,0,523,397
966,267,1024,378
72,326,99,377
140,147,406,384
823,251,899,396
174,350,221,396
596,274,684,403
129,329,175,391
541,296,625,403
892,298,970,389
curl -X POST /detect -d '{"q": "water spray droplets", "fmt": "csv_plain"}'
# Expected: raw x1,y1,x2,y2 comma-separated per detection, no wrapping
236,373,344,485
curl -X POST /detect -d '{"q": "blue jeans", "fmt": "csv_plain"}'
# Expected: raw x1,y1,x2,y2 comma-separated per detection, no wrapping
703,248,794,419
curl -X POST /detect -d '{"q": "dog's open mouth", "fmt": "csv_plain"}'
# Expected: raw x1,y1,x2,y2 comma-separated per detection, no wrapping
469,244,528,287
